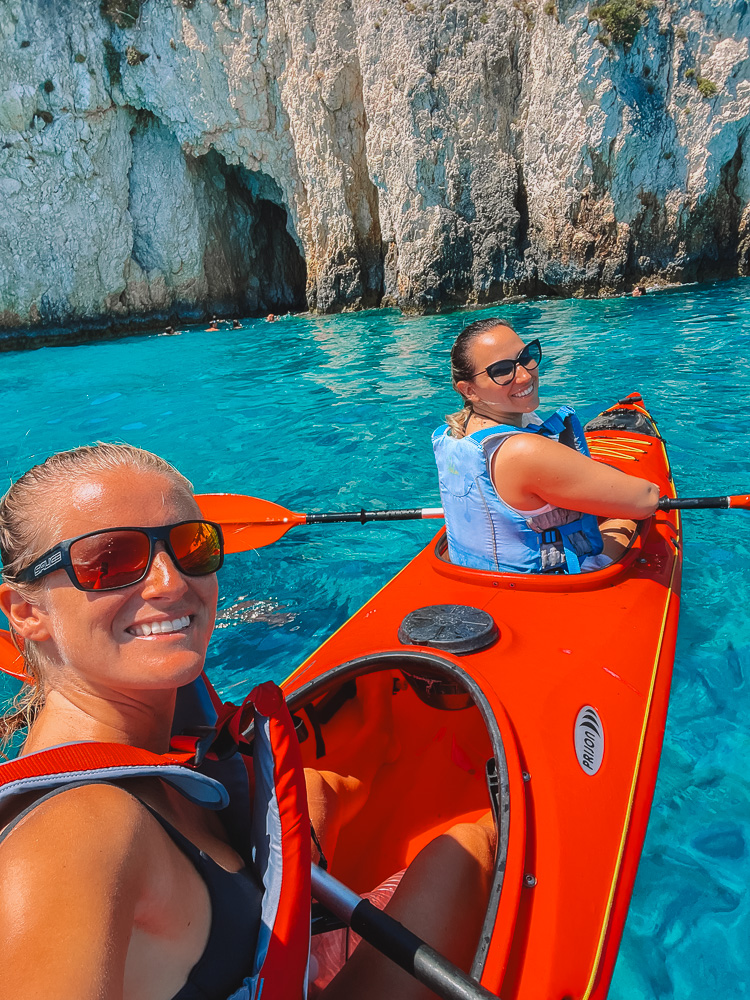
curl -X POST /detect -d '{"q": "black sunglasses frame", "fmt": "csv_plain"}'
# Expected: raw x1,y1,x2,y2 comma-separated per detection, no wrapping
15,520,225,592
470,339,542,386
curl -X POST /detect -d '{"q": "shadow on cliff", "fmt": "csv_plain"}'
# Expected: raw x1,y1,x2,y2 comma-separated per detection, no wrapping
191,150,307,318
125,111,307,321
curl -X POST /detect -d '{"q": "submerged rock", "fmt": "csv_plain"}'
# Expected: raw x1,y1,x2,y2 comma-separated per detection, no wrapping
0,0,747,337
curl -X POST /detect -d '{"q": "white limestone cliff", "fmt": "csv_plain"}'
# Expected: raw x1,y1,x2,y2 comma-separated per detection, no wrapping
0,0,747,340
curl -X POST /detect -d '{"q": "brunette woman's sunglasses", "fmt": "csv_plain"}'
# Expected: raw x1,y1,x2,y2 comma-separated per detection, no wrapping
470,339,542,386
15,520,224,592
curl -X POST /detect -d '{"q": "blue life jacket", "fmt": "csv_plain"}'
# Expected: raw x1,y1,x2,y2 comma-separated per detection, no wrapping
432,406,604,573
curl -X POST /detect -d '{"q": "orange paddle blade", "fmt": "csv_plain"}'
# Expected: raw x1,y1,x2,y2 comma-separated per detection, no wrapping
197,494,306,553
728,495,750,509
0,628,32,683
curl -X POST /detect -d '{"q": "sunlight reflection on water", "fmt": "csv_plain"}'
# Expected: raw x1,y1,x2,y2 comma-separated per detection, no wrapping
1,280,749,997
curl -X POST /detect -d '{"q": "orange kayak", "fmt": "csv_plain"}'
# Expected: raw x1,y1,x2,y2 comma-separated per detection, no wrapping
284,393,682,999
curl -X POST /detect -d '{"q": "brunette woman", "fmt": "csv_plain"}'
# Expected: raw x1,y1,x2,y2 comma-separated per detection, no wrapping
433,319,659,573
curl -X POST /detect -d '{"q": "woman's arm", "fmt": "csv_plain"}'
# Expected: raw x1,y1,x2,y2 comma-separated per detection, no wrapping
0,783,209,1000
492,433,660,518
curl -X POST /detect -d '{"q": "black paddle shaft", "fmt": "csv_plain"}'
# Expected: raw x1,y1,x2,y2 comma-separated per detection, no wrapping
350,900,498,1000
311,865,498,1000
306,508,427,525
658,496,730,510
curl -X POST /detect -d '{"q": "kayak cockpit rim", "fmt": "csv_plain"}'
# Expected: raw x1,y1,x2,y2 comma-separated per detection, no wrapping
284,650,510,984
430,521,650,591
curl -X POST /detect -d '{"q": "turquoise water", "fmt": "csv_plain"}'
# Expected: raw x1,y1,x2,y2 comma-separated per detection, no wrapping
1,281,749,995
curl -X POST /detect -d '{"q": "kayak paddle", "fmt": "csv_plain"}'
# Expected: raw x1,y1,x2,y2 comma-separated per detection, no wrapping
0,628,28,682
311,864,496,1000
196,494,444,554
198,491,750,555
658,494,750,511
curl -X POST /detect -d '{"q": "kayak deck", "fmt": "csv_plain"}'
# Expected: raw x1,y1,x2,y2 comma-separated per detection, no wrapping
284,395,682,999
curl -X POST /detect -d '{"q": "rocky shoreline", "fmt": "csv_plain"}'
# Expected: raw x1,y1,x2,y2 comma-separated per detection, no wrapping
0,0,748,337
0,276,719,354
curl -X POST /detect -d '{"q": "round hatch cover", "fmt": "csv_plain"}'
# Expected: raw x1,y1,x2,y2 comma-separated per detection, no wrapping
398,604,499,655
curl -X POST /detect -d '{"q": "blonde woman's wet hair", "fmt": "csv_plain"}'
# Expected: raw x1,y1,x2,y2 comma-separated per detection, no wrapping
445,318,517,438
0,443,193,750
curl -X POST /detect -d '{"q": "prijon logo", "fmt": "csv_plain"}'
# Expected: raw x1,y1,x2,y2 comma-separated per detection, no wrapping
574,705,604,775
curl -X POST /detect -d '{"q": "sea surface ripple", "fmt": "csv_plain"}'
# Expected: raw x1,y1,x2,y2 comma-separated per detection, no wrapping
1,280,749,996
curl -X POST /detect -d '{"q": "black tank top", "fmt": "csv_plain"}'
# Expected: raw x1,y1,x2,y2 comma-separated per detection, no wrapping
0,784,263,1000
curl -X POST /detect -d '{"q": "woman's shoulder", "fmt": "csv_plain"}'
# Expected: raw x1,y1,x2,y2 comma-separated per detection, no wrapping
0,782,210,999
491,429,569,471
0,781,159,874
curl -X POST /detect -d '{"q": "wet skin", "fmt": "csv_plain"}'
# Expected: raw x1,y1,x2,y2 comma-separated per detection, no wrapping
1,467,218,754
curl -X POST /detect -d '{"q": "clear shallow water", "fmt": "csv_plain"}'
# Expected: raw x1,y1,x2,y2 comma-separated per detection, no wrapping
1,281,749,996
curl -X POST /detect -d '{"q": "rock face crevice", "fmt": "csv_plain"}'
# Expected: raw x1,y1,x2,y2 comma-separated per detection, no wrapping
0,0,749,336
125,117,308,318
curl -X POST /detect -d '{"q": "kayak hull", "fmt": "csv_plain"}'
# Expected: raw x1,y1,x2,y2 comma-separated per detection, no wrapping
284,395,682,999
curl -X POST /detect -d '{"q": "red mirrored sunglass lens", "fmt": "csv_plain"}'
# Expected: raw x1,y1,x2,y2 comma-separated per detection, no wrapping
70,531,151,590
169,522,222,575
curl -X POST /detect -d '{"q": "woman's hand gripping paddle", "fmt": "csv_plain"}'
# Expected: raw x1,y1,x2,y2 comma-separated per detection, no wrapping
197,494,444,554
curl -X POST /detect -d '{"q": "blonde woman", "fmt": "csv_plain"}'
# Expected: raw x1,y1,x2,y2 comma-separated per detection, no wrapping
0,443,494,1000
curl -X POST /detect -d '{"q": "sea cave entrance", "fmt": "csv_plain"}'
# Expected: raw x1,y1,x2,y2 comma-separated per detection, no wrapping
195,150,307,316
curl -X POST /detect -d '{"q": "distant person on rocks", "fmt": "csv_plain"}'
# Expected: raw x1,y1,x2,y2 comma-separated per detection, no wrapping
632,286,646,297
206,316,219,331
432,318,660,575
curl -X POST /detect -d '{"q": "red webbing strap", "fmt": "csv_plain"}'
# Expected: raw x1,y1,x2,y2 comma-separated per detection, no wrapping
0,741,196,786
249,682,311,1000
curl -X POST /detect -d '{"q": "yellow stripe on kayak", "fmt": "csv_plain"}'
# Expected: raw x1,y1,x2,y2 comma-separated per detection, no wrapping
582,443,680,998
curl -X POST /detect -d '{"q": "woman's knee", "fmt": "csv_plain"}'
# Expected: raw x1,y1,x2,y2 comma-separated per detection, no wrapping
443,821,497,874
405,821,496,899
599,518,638,561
